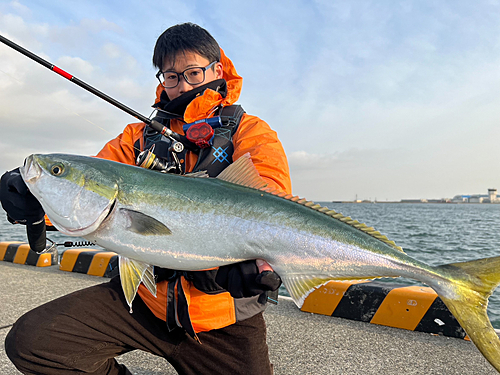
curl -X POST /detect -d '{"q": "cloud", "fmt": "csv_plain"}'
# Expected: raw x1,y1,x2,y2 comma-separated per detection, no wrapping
288,148,415,201
78,17,122,34
0,6,222,170
0,10,155,173
288,151,340,171
228,1,500,202
8,0,30,16
289,137,500,202
1,0,499,201
56,56,95,77
101,43,122,59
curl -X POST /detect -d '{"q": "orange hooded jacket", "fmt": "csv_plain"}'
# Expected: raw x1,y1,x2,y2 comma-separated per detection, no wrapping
95,50,291,333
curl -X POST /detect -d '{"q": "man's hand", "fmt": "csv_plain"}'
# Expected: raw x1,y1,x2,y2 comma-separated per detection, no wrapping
0,168,44,224
255,259,282,291
256,259,273,272
216,259,282,298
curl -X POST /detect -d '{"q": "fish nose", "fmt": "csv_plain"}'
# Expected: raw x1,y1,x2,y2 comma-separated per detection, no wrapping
23,154,32,168
21,154,42,183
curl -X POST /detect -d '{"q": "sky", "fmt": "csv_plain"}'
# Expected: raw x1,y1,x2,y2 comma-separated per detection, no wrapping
0,0,499,202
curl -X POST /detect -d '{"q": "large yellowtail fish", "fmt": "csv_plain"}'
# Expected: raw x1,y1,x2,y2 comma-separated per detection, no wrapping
20,153,500,372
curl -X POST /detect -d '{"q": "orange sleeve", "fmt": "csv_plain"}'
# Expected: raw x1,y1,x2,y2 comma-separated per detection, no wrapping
95,122,145,165
232,114,292,194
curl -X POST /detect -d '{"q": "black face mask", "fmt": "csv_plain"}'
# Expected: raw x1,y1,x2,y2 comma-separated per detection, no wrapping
153,79,227,120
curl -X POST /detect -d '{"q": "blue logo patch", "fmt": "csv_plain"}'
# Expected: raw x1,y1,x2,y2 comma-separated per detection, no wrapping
212,147,229,164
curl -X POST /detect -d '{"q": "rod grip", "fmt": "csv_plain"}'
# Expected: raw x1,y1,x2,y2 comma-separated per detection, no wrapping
26,220,46,253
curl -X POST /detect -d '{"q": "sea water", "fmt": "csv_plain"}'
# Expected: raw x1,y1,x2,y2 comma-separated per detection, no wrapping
323,202,500,328
1,203,500,327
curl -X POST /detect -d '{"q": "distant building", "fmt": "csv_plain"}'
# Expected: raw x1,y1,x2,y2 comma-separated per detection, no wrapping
401,199,428,203
452,195,470,203
489,188,498,203
459,189,499,203
427,199,450,203
469,195,484,203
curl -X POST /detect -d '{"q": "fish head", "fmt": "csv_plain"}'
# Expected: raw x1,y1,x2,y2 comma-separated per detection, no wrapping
20,154,119,236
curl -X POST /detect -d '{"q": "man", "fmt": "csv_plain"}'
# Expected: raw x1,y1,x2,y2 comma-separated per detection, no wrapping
1,23,291,374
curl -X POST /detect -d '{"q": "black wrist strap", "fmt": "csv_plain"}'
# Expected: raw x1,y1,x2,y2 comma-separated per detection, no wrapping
26,219,46,253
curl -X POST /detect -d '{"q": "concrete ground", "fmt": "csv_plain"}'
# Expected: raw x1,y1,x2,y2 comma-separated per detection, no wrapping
0,261,496,375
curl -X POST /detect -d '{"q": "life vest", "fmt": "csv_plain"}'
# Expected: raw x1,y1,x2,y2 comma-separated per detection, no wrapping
134,104,275,341
137,104,245,176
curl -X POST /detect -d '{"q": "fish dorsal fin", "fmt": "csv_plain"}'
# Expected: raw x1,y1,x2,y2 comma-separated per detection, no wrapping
263,189,405,253
216,153,268,190
218,154,404,253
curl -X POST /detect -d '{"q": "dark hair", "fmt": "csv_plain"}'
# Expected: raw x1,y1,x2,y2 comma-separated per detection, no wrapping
153,23,221,71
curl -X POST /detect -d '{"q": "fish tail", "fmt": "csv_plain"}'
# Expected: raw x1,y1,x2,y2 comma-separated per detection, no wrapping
436,256,500,373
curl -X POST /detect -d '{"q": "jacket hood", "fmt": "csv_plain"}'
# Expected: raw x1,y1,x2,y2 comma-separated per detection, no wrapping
153,48,242,123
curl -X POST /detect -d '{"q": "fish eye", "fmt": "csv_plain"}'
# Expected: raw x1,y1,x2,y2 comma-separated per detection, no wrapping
51,164,64,176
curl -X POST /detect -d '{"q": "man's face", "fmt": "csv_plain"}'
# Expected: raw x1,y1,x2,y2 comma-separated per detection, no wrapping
162,52,223,100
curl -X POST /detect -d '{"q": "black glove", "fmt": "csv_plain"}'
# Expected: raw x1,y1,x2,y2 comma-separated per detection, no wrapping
0,168,44,224
215,260,282,299
0,168,46,252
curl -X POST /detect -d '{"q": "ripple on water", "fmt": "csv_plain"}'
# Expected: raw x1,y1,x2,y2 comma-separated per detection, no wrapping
323,202,500,328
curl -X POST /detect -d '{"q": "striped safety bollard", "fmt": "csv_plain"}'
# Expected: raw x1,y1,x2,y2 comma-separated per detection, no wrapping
301,280,468,340
59,248,119,277
0,241,57,267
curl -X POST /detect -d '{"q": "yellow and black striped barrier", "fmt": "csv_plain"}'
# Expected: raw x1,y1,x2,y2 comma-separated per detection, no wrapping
0,242,469,339
59,249,119,277
301,280,467,340
0,241,57,267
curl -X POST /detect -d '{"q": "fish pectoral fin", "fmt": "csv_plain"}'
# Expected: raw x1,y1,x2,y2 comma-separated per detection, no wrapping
120,208,172,236
281,274,332,308
119,256,157,311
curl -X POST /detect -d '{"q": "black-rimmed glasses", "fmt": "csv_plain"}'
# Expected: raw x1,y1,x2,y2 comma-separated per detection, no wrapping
156,61,217,89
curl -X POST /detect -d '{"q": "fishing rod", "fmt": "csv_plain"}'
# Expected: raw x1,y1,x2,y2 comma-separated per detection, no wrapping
0,34,197,150
0,34,200,252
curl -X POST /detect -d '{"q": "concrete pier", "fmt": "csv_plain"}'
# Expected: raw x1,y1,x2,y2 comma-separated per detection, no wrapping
0,262,495,374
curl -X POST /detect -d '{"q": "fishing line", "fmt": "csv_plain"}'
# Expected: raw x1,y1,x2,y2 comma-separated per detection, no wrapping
0,34,198,154
0,66,142,154
0,34,172,252
0,34,205,251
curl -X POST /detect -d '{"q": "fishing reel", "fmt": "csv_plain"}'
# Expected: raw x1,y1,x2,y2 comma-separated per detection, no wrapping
137,116,224,173
136,142,184,174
